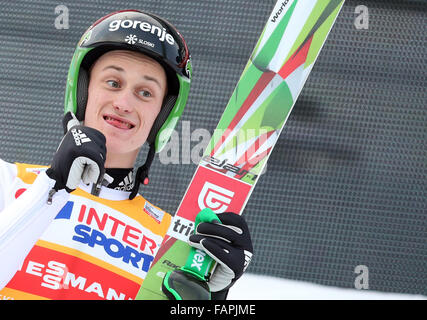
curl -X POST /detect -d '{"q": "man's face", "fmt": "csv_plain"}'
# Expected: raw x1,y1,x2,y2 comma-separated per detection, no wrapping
84,50,167,167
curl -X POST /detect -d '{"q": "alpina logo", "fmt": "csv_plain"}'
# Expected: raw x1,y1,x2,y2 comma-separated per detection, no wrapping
197,182,234,213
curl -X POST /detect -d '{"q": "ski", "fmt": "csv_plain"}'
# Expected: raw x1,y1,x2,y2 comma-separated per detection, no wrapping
136,0,345,300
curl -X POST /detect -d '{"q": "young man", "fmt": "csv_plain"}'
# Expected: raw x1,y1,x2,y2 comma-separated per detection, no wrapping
0,10,253,300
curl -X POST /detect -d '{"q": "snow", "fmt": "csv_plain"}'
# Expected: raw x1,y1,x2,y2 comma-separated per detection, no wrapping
228,273,427,300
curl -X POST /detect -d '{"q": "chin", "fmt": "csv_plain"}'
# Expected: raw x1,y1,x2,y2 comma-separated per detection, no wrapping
107,141,130,153
106,139,142,158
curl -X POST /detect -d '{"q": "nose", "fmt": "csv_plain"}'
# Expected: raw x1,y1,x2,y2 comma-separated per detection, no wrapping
112,89,134,113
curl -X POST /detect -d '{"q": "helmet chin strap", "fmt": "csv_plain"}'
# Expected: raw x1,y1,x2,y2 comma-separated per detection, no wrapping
127,96,177,200
129,143,156,200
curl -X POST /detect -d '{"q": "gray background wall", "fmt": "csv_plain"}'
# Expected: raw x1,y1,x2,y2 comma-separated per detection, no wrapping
0,0,425,295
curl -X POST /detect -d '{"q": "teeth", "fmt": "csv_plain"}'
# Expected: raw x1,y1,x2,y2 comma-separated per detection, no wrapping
105,116,132,129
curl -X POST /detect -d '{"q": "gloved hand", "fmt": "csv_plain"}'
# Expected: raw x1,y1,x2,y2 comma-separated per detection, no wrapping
188,212,253,294
46,112,107,193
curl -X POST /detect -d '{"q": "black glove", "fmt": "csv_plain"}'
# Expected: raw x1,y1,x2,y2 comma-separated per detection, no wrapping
46,112,107,193
188,212,253,293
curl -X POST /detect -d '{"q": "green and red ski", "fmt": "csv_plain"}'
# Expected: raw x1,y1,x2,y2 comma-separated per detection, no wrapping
136,0,345,300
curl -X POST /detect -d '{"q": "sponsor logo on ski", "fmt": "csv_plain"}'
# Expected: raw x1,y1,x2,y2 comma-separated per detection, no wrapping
168,216,194,242
108,19,175,45
201,155,258,181
271,0,291,23
71,128,91,146
174,166,251,221
198,182,234,213
162,259,180,270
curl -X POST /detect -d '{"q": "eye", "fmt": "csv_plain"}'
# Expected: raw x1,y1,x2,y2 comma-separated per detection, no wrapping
106,80,120,88
138,90,152,98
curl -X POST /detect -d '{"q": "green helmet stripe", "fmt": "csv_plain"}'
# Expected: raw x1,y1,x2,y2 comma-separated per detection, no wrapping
64,47,92,115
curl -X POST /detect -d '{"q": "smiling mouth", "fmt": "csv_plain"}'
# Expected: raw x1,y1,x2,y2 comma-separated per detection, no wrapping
103,115,135,130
